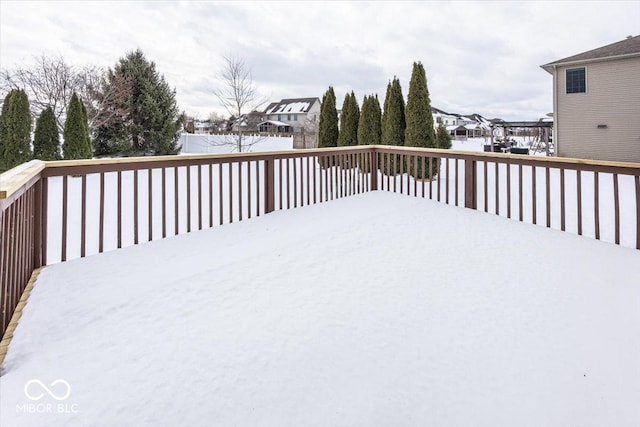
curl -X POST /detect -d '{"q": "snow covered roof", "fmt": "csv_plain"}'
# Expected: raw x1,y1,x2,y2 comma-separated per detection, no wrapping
264,98,320,114
258,120,291,127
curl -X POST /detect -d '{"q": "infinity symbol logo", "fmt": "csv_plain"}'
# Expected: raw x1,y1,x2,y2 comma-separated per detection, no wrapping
24,379,72,401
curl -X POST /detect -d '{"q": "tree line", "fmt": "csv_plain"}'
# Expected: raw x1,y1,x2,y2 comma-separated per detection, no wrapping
317,62,452,177
0,49,183,171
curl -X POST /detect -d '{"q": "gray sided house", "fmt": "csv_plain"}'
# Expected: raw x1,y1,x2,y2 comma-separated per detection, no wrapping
541,35,640,162
263,98,321,133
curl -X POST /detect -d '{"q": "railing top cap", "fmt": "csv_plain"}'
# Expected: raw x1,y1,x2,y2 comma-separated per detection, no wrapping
43,145,379,168
0,160,45,199
2,145,640,199
375,145,640,169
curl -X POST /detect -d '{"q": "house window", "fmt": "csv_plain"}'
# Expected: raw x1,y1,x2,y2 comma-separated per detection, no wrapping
278,114,282,121
287,114,291,121
293,114,298,121
566,68,586,94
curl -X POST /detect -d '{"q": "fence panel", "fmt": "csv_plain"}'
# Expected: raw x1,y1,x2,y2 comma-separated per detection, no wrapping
0,161,45,337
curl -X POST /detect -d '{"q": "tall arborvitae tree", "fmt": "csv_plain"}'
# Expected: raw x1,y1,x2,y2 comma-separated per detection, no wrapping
350,92,360,144
338,93,351,147
96,49,182,156
381,77,405,174
33,107,61,160
338,91,359,168
63,92,93,159
318,86,339,168
381,81,391,136
1,89,33,170
405,61,436,178
0,92,12,171
80,100,92,155
338,91,359,147
372,94,382,145
357,95,371,146
436,122,452,149
357,95,381,172
358,94,382,146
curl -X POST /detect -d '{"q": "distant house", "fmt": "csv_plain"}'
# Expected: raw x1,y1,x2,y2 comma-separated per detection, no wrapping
263,98,321,133
432,107,459,127
541,35,640,162
231,110,265,132
193,120,217,134
433,107,491,139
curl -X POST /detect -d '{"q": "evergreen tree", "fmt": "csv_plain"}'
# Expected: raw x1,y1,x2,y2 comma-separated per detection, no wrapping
317,86,338,168
372,95,382,145
338,91,359,147
63,92,93,159
358,94,381,146
1,89,32,170
357,95,371,146
96,49,182,156
0,92,12,171
381,81,391,137
351,92,360,144
338,91,359,168
357,95,381,173
338,94,350,148
436,122,452,149
80,100,93,155
33,107,61,160
405,62,437,178
381,77,405,174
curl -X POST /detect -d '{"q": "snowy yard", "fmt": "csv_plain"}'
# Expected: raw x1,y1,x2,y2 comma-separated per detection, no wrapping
1,191,640,426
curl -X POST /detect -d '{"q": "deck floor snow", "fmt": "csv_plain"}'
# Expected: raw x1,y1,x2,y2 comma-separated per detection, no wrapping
1,192,640,426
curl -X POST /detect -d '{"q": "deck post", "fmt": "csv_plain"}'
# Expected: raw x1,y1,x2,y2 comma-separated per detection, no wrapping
264,158,275,214
33,178,43,269
370,150,378,191
464,159,477,209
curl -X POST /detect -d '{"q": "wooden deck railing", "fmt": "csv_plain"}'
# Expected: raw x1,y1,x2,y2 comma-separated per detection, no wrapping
1,146,640,337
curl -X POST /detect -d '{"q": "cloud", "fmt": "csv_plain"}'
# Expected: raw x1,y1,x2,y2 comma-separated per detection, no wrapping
1,0,638,121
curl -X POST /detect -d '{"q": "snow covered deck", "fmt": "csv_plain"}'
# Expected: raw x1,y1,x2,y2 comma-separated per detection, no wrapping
1,191,640,426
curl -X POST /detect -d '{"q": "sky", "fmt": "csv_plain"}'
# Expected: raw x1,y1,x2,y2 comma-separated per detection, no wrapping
1,0,639,121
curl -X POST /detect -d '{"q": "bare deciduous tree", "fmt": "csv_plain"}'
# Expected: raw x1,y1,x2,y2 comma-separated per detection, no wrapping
0,55,77,131
76,66,132,132
213,55,268,152
0,55,131,134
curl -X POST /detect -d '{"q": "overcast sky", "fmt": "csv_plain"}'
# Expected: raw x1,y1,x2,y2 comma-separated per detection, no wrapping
1,1,639,121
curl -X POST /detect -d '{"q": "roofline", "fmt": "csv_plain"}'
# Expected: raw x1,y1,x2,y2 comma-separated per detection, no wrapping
541,51,640,74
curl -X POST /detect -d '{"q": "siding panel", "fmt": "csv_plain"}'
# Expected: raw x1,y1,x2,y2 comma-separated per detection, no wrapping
556,56,640,162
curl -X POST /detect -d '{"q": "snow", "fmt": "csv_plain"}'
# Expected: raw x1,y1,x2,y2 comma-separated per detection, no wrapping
258,119,290,127
265,101,311,114
2,191,640,426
